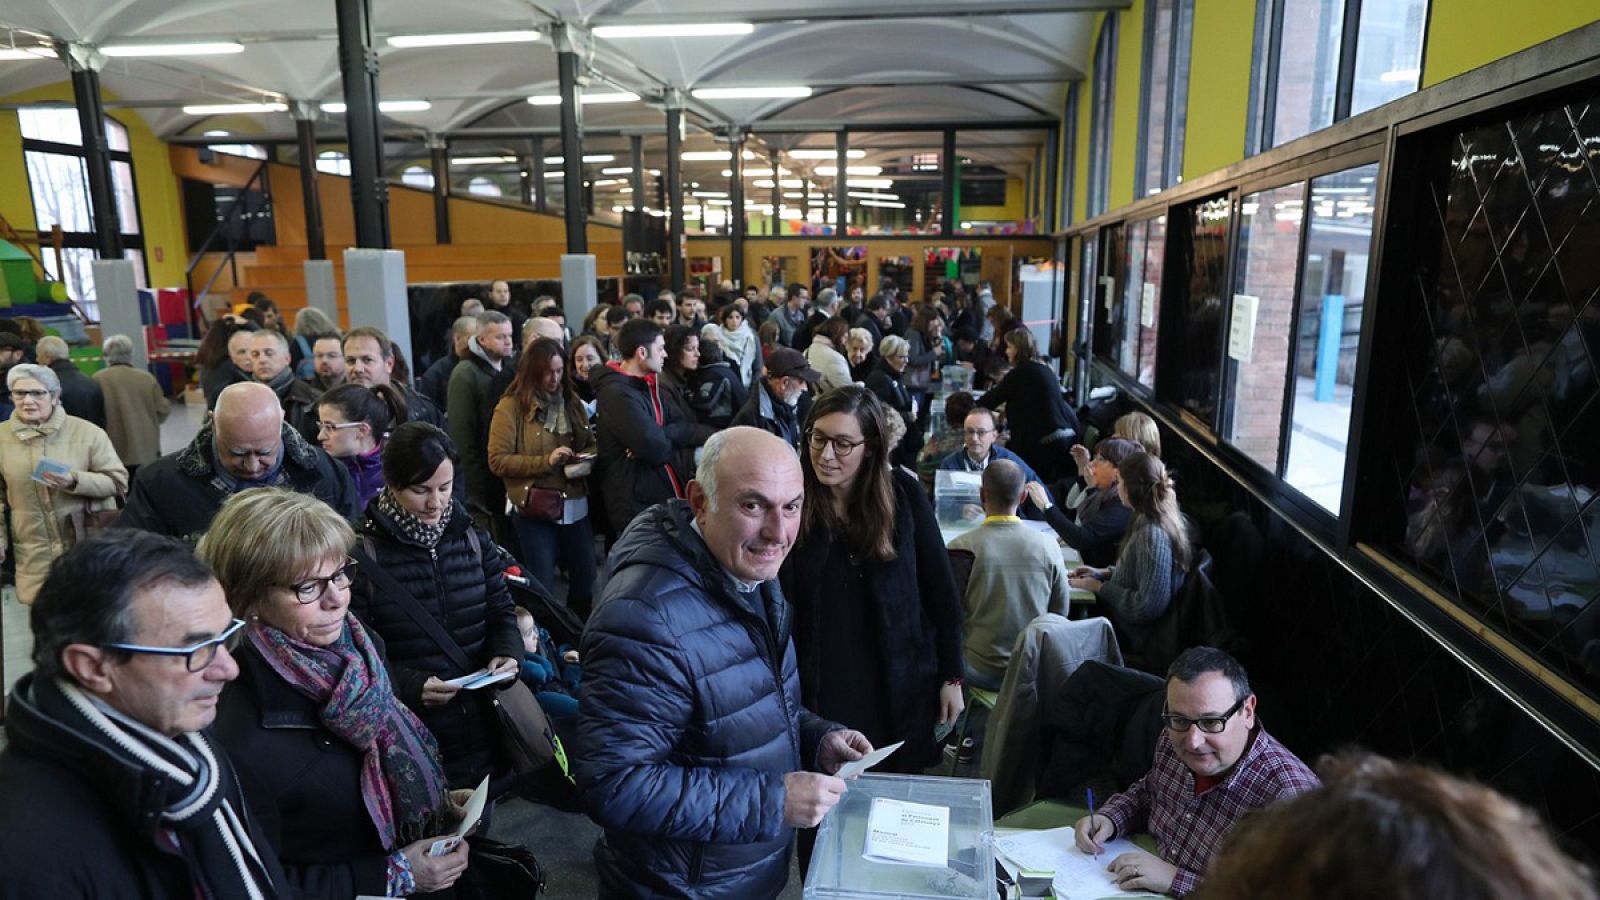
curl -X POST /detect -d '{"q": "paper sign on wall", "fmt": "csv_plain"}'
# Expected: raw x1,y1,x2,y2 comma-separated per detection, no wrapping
1228,294,1260,362
1139,283,1157,328
1099,276,1116,313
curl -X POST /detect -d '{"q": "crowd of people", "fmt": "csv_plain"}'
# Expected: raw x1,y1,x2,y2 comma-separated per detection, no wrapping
0,280,1593,899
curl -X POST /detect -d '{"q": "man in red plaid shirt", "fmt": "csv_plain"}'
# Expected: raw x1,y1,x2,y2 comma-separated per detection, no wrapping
1073,647,1319,895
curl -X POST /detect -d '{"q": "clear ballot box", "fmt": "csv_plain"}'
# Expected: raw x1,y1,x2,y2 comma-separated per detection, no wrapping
934,470,983,528
804,773,996,900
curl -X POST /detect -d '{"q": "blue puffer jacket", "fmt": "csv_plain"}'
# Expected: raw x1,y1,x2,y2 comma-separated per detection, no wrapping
576,500,839,899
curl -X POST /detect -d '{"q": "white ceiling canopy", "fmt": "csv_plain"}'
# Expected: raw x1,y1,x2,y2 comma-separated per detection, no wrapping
0,0,1116,168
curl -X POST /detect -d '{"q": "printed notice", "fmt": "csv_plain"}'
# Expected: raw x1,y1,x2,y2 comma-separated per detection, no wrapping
1139,283,1157,328
1228,294,1260,362
862,797,949,867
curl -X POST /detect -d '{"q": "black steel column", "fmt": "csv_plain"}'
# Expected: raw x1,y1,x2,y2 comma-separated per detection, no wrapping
629,135,645,258
532,137,548,214
729,132,745,290
518,146,534,206
1043,126,1059,233
334,0,389,248
429,137,451,244
666,97,685,293
66,51,122,259
294,108,326,259
555,27,587,254
769,151,781,235
941,128,957,238
834,131,849,234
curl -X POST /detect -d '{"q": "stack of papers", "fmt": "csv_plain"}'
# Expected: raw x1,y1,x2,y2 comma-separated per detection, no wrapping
994,827,1160,899
444,669,515,690
862,797,950,868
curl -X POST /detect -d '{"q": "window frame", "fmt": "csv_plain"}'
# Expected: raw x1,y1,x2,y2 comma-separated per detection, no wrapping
1135,0,1195,197
1087,14,1119,217
1156,188,1237,432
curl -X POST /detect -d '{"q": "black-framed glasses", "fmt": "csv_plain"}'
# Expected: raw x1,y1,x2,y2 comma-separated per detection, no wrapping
1160,696,1246,734
962,427,996,438
10,389,50,401
807,430,867,458
284,557,359,604
103,618,247,672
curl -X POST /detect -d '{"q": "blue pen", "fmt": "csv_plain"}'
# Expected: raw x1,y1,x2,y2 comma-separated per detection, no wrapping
1087,788,1099,860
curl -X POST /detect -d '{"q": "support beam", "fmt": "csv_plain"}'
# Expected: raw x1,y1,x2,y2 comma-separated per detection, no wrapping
835,131,849,234
629,135,646,259
769,152,781,236
429,137,451,244
334,0,389,248
518,145,534,206
591,2,1129,27
729,131,745,291
1044,125,1059,233
532,137,548,213
941,128,957,238
555,25,588,254
64,46,122,260
666,95,686,293
293,106,326,260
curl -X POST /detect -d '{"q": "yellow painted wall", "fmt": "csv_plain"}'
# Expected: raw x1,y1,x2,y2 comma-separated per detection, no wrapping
0,84,188,290
964,176,1028,222
1422,1,1598,87
1181,0,1256,182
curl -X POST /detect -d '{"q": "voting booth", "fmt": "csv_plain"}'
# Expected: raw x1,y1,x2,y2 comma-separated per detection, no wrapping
805,773,995,899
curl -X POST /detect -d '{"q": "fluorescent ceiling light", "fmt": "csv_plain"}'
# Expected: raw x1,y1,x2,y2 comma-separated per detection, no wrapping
752,179,804,189
693,86,812,100
182,102,287,115
527,91,640,106
322,100,432,113
780,208,804,220
849,191,900,200
103,41,243,58
387,31,541,48
0,47,53,61
683,150,732,162
202,129,231,137
783,191,805,199
592,178,623,186
543,154,617,164
705,199,732,206
787,149,865,160
600,167,632,175
692,190,728,197
453,155,517,165
815,165,882,177
594,23,754,38
858,199,906,209
852,178,895,189
742,167,791,178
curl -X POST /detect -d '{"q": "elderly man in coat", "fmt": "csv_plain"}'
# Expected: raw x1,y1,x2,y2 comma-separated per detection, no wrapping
576,427,872,899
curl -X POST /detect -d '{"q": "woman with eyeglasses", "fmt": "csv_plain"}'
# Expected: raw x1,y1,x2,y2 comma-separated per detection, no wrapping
317,383,409,510
1069,452,1194,657
205,488,474,898
348,422,524,791
779,387,965,780
1026,436,1142,569
0,363,128,605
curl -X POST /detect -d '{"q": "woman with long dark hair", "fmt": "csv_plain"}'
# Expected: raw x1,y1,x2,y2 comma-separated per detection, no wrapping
1069,451,1193,651
568,335,606,411
317,383,409,509
976,328,1081,482
488,338,598,616
779,386,965,775
1026,436,1140,568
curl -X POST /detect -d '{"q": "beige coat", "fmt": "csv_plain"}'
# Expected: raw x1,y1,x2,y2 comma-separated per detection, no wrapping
487,391,594,509
93,363,172,467
0,406,130,603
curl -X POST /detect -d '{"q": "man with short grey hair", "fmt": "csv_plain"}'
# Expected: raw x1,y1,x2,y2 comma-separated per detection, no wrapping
795,287,837,353
94,334,171,476
449,310,517,536
248,328,319,441
578,427,871,899
36,334,105,427
310,334,346,392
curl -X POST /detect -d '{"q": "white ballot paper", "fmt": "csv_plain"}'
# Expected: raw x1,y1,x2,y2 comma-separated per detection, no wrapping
428,775,490,857
835,740,904,780
443,668,515,690
994,827,1160,899
862,796,949,867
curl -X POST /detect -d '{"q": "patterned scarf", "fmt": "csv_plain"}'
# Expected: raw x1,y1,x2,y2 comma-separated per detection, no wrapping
376,487,447,549
57,681,280,900
532,390,571,437
248,616,448,850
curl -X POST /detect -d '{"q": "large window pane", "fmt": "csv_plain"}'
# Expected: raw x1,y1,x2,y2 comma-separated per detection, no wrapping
1087,15,1117,216
1139,0,1193,195
112,160,140,235
958,130,1049,235
1284,164,1378,511
1119,215,1165,389
1350,0,1428,116
25,150,92,231
1226,182,1306,471
1169,195,1231,424
1271,0,1344,146
19,107,82,146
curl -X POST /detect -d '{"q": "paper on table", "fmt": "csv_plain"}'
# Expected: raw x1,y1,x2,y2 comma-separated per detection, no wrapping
862,796,949,868
834,740,904,780
427,774,490,857
443,669,515,690
994,828,1159,899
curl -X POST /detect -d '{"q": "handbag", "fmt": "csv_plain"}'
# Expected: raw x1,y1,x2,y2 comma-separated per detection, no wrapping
512,398,568,522
459,836,546,899
352,535,561,776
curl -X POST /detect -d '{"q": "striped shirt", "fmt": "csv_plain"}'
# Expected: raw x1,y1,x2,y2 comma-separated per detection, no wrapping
1099,724,1319,896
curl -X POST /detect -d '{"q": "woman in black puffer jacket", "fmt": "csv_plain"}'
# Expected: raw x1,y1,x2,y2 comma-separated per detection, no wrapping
350,422,525,789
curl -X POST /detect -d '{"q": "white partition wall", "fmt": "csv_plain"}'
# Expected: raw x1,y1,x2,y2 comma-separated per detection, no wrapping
92,259,145,370
343,249,410,362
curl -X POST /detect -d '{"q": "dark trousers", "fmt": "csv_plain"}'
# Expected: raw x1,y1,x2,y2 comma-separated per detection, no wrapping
510,512,598,618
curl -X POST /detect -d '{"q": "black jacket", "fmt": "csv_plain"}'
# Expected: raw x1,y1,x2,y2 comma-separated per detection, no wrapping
658,369,717,480
447,355,508,523
780,470,965,771
213,638,402,899
417,353,459,411
1041,489,1133,569
263,373,322,444
591,363,701,537
0,673,289,900
350,498,524,787
793,309,829,354
118,422,359,542
686,360,746,429
200,362,249,410
396,380,446,430
577,501,840,900
977,359,1081,480
864,358,923,466
730,380,802,453
49,358,106,427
